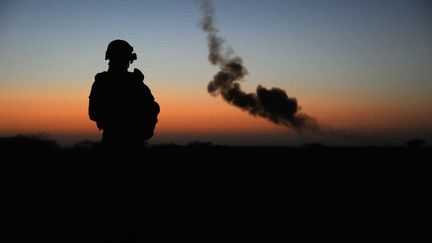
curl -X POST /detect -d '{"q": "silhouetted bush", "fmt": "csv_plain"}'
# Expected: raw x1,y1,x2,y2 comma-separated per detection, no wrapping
301,142,326,149
73,140,99,150
186,141,214,148
405,139,426,148
0,134,59,152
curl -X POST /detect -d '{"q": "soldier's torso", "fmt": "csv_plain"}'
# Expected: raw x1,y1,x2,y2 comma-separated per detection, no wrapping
93,71,152,130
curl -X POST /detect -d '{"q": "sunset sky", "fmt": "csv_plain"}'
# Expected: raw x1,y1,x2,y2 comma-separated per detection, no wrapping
1,0,431,146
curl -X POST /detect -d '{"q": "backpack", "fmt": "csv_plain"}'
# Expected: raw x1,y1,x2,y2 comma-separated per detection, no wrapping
141,99,160,140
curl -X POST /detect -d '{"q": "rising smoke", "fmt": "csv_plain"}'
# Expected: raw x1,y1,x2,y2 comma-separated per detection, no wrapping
200,0,320,132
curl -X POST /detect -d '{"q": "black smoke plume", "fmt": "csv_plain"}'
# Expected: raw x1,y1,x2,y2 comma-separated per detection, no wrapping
200,0,320,132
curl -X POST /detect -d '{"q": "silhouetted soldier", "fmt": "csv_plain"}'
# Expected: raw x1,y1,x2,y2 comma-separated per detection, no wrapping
89,39,159,150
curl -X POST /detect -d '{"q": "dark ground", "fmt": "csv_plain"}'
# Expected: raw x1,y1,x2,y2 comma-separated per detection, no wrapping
2,136,431,242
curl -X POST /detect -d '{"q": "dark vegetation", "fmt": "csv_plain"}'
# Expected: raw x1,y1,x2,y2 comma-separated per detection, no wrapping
2,135,431,242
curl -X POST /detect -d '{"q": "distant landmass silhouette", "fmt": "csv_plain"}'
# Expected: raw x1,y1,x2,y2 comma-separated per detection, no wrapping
2,134,431,242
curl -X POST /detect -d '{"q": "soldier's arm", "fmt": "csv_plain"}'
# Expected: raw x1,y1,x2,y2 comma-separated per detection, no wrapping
88,74,105,129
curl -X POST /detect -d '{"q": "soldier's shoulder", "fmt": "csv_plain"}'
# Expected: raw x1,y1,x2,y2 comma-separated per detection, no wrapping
94,71,108,81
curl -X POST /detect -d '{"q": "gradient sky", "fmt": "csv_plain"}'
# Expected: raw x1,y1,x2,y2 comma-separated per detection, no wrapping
1,0,431,146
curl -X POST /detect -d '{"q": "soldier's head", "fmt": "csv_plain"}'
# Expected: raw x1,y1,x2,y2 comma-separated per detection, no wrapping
105,39,137,69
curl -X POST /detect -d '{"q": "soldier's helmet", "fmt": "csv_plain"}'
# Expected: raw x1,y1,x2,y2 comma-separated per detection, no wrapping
105,39,137,63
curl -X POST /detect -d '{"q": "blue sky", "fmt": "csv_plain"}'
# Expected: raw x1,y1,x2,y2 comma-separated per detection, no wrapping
1,0,430,98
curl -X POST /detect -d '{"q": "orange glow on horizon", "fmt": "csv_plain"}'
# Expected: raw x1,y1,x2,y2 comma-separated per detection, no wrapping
302,96,432,131
0,88,284,136
0,89,92,133
1,87,431,144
